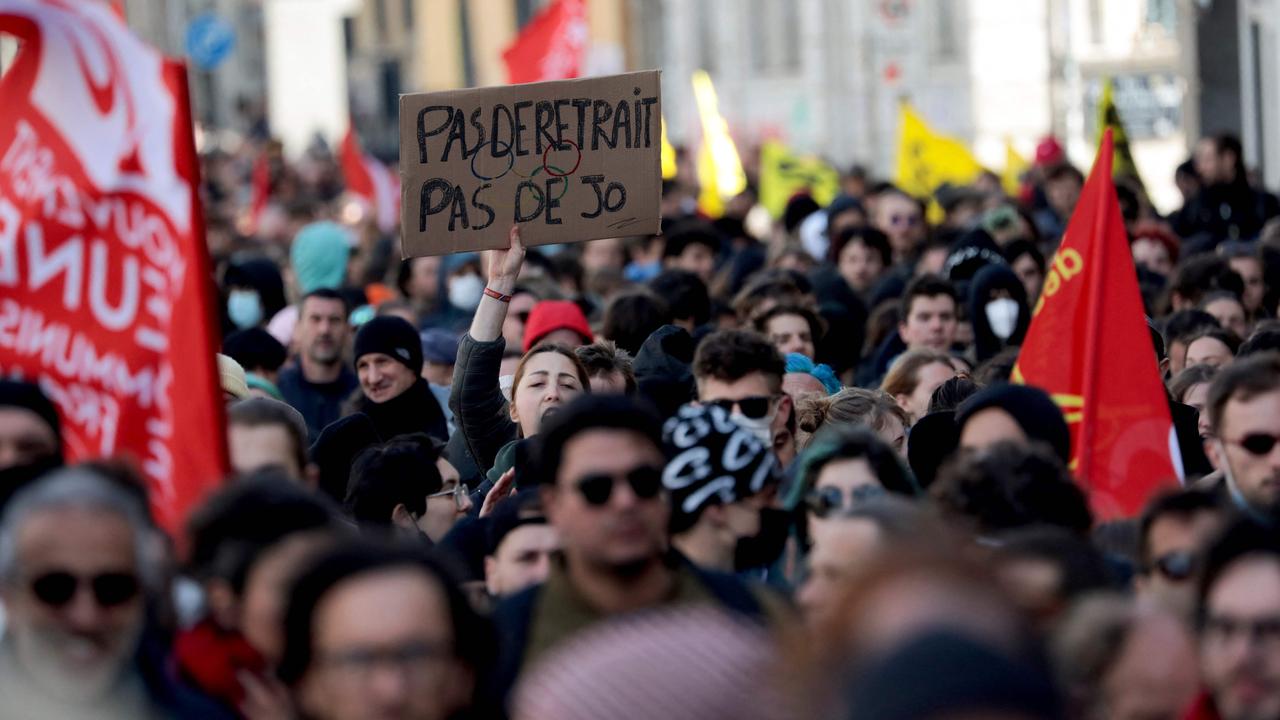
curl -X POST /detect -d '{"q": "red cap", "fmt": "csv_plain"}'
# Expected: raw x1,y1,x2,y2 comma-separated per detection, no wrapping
1035,136,1065,167
523,300,593,353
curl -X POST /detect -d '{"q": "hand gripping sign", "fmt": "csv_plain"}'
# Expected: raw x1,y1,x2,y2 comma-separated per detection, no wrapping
0,0,228,533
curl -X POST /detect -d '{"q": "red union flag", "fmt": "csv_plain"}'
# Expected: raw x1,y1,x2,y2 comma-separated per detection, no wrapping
0,0,228,532
1013,130,1180,520
340,127,399,234
502,0,588,85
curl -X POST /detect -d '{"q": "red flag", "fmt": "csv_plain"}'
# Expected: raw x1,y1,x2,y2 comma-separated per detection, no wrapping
0,0,228,533
1013,129,1180,520
502,0,588,85
249,147,270,232
340,127,400,234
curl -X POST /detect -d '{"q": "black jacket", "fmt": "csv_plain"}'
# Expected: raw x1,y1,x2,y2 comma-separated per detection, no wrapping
450,334,518,477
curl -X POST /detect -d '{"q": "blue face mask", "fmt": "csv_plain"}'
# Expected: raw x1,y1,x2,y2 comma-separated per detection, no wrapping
227,289,263,329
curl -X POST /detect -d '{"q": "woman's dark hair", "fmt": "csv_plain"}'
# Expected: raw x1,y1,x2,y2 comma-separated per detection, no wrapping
930,441,1093,537
1184,327,1242,357
1168,364,1218,404
1001,239,1045,274
929,376,980,414
828,226,892,267
649,269,711,327
601,291,672,356
790,424,918,509
752,303,827,345
344,437,443,529
277,541,493,686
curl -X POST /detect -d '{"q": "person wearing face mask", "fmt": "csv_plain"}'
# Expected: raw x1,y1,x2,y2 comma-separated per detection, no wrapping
450,227,591,499
692,330,797,469
222,257,287,336
662,404,782,574
968,263,1030,365
420,253,485,332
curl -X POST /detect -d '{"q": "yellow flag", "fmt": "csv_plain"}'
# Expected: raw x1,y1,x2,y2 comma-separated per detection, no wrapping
758,140,840,218
1097,78,1143,186
1002,138,1029,196
691,70,746,218
894,102,983,201
661,117,677,181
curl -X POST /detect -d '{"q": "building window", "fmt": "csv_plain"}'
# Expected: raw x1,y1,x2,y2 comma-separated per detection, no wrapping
1089,0,1104,45
516,0,546,28
933,0,959,62
404,0,414,28
748,0,799,75
459,0,477,87
374,0,388,40
1145,0,1176,34
695,0,716,72
342,16,355,55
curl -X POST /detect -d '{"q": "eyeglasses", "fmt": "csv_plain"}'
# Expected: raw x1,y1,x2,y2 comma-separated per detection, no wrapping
318,640,450,682
1203,614,1280,649
890,213,922,228
574,465,663,506
805,484,886,518
1147,550,1196,582
28,571,140,609
1225,433,1280,457
427,483,470,511
705,395,777,420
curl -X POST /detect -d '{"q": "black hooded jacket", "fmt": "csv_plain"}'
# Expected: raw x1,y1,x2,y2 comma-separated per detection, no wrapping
968,264,1030,364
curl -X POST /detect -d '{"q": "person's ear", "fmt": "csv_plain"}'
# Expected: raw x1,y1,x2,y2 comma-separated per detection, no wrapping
304,463,321,491
391,503,416,530
205,579,240,630
539,485,561,524
1159,357,1170,378
1205,438,1224,471
893,393,912,414
509,398,520,425
484,556,499,597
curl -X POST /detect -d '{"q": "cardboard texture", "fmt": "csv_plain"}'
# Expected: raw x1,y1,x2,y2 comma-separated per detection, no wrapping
399,70,662,257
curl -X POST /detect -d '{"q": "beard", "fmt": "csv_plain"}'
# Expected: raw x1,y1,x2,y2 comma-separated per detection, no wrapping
306,339,341,366
10,619,143,701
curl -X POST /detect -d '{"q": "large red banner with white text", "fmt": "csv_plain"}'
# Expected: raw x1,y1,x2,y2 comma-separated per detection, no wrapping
0,0,228,533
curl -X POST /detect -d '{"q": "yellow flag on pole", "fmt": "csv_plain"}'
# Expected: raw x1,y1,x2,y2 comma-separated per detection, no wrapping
1097,78,1143,186
894,102,983,201
691,70,746,218
758,140,840,218
1002,138,1029,196
661,117,677,181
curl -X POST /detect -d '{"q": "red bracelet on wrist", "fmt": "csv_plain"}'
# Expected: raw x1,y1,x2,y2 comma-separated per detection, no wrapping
484,287,512,303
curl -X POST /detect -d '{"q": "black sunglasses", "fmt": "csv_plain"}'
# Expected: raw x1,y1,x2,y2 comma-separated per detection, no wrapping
1228,433,1280,457
805,484,887,518
575,465,663,506
706,395,775,420
29,571,140,609
1149,551,1196,582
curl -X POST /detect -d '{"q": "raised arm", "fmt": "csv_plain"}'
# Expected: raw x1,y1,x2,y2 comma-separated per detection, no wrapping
469,225,526,342
450,226,526,472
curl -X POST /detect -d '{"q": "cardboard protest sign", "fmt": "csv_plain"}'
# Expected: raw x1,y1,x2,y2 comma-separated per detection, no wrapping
0,1,229,534
399,70,662,257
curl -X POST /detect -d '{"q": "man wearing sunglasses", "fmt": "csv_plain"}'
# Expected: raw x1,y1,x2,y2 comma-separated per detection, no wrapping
1204,353,1280,521
693,330,797,468
1136,489,1224,617
1185,518,1280,720
0,467,222,717
491,395,778,706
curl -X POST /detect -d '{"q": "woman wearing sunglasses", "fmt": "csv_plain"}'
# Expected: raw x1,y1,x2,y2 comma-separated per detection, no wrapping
450,226,591,500
787,424,920,553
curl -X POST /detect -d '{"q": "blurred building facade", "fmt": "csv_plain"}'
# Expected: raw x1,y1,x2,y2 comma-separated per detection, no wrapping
50,0,1271,207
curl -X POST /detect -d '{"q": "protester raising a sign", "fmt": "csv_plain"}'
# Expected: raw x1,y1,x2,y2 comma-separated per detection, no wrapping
0,0,228,533
399,70,662,257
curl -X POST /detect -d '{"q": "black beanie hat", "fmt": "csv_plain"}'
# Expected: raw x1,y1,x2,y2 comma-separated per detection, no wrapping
956,383,1071,465
662,404,780,533
0,380,62,449
354,316,424,375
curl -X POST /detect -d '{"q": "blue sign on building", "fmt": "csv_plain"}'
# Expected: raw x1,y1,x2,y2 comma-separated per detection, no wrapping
185,13,236,71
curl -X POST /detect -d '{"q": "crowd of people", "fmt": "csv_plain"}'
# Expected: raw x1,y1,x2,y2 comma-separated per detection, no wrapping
1,128,1280,720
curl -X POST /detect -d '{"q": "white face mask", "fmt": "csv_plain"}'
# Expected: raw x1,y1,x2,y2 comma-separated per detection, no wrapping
984,298,1020,340
448,274,484,311
730,411,774,447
